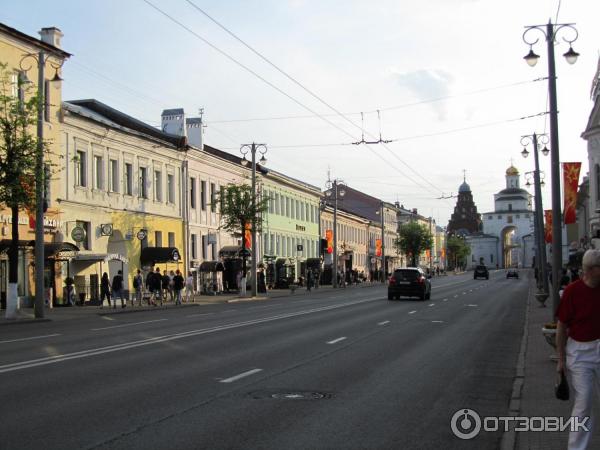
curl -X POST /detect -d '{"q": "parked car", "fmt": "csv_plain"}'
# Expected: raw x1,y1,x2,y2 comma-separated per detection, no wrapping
388,268,431,300
506,269,519,279
473,265,489,280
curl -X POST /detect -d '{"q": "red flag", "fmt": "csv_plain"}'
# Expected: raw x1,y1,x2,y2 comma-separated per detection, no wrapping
244,223,251,250
562,162,581,224
544,210,553,243
325,229,333,254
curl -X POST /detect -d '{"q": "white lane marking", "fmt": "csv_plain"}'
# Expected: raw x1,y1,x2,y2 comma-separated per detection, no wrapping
327,337,347,345
428,303,435,307
431,278,477,290
453,295,458,298
91,319,167,331
469,289,473,292
431,320,444,323
186,313,214,318
377,321,390,326
0,334,61,345
462,292,467,295
408,310,417,314
222,310,237,313
466,304,478,307
220,368,262,383
101,316,116,321
0,296,382,374
442,299,448,302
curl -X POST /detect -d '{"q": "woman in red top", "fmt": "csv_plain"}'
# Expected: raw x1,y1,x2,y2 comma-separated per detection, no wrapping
557,249,600,450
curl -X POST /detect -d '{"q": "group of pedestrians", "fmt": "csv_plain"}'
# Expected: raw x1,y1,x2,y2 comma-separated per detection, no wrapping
99,268,195,308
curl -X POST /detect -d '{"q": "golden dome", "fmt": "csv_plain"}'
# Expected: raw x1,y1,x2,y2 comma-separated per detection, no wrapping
506,165,519,176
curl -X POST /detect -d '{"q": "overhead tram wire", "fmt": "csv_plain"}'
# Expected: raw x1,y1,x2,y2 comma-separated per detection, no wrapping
181,0,444,195
143,1,442,198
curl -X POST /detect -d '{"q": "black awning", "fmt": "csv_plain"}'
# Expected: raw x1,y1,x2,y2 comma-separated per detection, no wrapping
219,245,251,258
306,258,322,269
42,242,80,259
276,258,293,266
140,247,181,266
199,261,225,272
0,239,33,253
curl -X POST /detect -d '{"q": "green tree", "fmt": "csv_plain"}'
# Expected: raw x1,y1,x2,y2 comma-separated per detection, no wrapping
394,221,433,267
446,235,470,270
0,62,45,318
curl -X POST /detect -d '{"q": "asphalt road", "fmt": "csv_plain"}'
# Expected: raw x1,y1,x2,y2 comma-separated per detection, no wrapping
0,270,528,450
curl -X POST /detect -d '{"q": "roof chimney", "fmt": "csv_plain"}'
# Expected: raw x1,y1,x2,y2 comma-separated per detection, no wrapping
39,27,63,49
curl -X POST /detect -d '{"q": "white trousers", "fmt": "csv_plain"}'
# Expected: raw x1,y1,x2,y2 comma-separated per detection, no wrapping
566,338,600,450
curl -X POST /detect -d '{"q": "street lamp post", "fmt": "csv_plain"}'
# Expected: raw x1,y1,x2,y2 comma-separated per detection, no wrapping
240,143,267,298
521,132,550,305
325,179,346,288
376,202,385,281
19,51,64,318
523,21,579,317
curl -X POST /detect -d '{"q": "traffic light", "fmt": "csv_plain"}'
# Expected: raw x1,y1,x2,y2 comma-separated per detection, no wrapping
320,238,328,255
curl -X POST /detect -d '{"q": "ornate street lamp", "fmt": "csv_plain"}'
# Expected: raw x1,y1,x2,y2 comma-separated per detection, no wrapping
522,20,579,317
521,132,550,305
325,179,346,288
19,51,64,318
240,143,267,297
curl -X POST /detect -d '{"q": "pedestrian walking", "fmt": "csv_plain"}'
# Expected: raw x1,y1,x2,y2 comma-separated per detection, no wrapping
185,272,194,302
111,270,126,309
154,267,164,306
100,272,111,308
168,270,175,301
133,269,143,306
306,270,313,292
173,270,184,305
257,268,267,293
556,249,600,450
162,270,171,302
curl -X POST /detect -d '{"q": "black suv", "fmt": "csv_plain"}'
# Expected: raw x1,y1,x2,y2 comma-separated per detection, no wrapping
388,268,431,301
474,265,489,280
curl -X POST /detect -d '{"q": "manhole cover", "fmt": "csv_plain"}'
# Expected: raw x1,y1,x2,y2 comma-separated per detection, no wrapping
272,392,326,400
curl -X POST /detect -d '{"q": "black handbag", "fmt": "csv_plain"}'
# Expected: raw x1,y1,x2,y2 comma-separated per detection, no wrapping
555,370,570,401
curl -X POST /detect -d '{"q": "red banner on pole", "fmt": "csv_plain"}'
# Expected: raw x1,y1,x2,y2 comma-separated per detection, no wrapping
544,210,553,243
375,239,382,257
244,223,252,250
325,229,333,254
562,162,581,224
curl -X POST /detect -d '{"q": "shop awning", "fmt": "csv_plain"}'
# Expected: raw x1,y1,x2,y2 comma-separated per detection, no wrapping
0,239,33,253
140,247,181,266
219,245,250,258
306,258,322,269
276,258,293,266
44,242,80,259
199,261,225,272
72,253,129,263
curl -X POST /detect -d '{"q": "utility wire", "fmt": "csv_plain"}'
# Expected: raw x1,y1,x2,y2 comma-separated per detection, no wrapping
181,0,445,195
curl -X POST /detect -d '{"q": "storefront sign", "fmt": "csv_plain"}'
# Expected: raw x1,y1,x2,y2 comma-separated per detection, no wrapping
71,226,86,242
107,253,129,263
137,229,148,241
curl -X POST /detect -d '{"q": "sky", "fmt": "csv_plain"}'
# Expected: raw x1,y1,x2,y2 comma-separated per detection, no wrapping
2,0,599,227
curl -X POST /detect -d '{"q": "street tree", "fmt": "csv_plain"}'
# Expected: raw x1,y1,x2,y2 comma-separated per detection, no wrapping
446,235,471,270
216,183,270,283
0,62,46,318
394,221,433,267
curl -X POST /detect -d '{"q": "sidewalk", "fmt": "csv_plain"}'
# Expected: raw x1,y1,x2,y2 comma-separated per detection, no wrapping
503,276,600,450
0,280,384,325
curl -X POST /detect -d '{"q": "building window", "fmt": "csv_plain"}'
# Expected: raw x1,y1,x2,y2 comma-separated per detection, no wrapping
168,232,175,248
75,150,87,187
498,215,502,219
491,254,494,263
201,180,206,210
93,155,103,190
109,159,119,193
201,235,207,259
153,231,162,247
516,214,520,219
507,216,513,223
190,177,196,209
191,234,197,259
508,204,513,211
125,163,133,195
139,167,148,199
154,170,162,202
210,183,216,212
167,174,175,204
